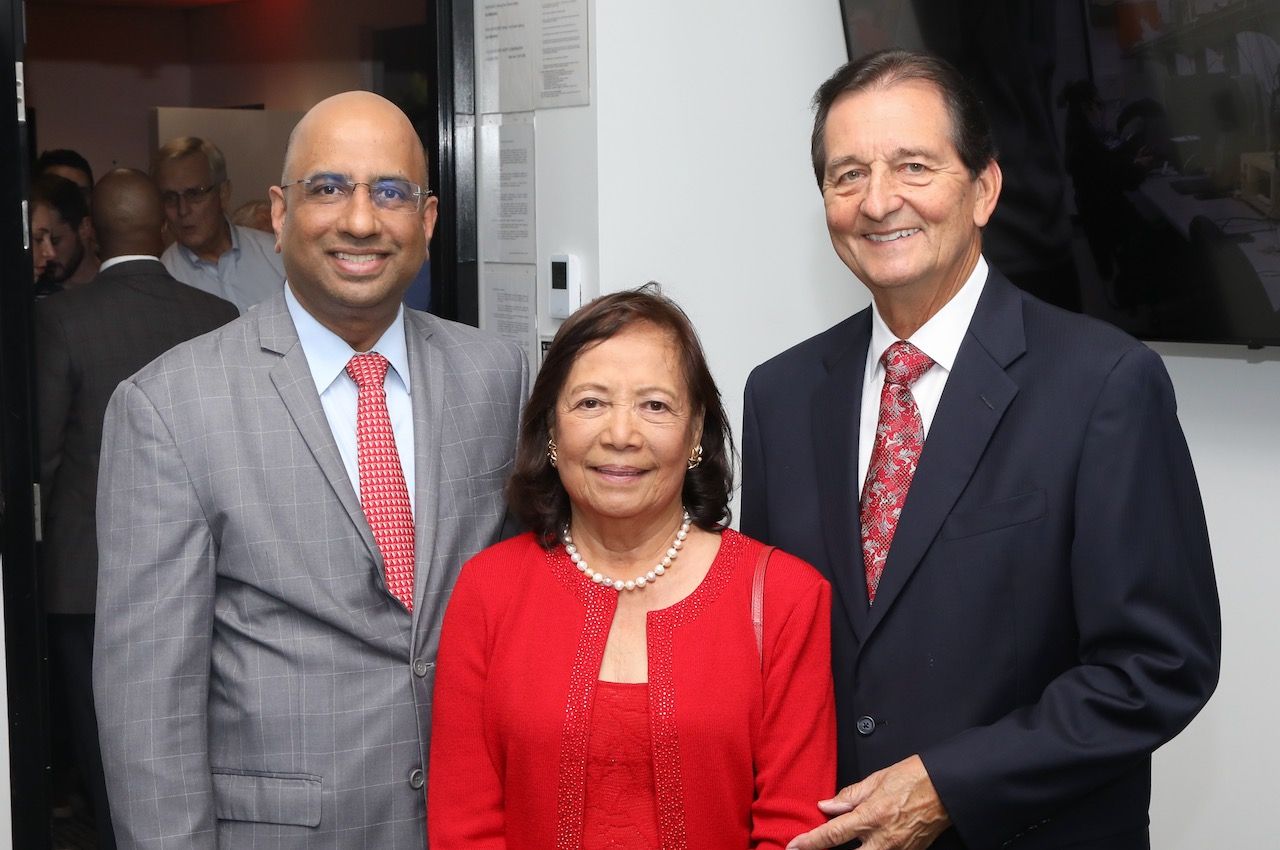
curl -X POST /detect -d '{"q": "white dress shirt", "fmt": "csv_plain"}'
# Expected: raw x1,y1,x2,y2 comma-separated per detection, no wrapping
858,256,989,492
162,219,286,312
285,285,416,516
99,254,161,272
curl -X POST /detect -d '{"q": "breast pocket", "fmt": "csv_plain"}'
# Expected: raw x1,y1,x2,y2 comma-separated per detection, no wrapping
212,768,323,827
941,490,1046,540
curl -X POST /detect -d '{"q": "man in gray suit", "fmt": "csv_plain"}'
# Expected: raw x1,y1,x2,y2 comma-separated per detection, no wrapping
39,168,238,850
94,92,527,848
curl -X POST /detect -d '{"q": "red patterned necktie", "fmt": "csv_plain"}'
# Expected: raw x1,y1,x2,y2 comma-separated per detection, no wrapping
860,340,934,604
346,353,416,612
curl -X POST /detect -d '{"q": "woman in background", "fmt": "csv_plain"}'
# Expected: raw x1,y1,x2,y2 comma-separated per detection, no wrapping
428,285,835,849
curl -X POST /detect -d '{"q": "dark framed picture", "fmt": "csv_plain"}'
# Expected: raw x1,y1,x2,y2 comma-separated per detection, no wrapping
837,0,1280,348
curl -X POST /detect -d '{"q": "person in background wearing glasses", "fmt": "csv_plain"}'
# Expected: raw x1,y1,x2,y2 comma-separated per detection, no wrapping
153,135,286,311
94,91,527,848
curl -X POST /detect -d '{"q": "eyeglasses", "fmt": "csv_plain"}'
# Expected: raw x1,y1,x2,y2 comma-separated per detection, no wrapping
160,182,221,208
280,173,433,213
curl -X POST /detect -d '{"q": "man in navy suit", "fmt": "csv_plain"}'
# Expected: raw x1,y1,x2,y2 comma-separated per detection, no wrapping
741,50,1220,850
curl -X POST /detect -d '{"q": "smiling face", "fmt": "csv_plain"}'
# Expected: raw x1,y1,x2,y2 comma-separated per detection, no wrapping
552,323,703,531
820,79,1000,313
270,92,438,351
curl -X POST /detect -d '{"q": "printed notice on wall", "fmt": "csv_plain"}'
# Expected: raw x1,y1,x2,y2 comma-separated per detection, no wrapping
537,0,589,108
479,0,535,114
481,263,538,367
478,0,589,113
480,120,536,263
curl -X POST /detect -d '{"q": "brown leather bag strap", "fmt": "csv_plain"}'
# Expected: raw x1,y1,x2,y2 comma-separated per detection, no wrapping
752,545,775,669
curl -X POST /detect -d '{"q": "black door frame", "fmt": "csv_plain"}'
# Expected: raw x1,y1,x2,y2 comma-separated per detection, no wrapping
0,0,52,846
429,0,479,327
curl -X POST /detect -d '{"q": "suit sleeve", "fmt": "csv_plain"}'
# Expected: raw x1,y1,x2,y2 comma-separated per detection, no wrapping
751,558,837,849
35,301,73,513
497,345,532,541
94,379,219,849
427,561,508,849
740,372,770,541
921,345,1222,848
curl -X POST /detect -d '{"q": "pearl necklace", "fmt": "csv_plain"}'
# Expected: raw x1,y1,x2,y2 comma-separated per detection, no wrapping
563,510,692,592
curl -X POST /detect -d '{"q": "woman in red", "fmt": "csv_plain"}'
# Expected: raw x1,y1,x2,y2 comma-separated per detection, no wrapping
428,286,835,849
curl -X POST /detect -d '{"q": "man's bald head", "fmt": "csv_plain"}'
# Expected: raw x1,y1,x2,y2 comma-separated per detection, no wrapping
270,89,438,351
92,168,167,260
281,91,428,186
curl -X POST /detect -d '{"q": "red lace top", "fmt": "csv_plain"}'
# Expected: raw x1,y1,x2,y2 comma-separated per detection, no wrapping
581,681,660,849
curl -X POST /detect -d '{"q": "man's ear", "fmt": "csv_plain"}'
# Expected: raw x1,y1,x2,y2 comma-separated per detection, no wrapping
268,186,287,252
972,159,1003,228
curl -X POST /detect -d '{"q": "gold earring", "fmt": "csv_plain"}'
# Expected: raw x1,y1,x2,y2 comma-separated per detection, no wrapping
687,445,703,470
547,436,559,468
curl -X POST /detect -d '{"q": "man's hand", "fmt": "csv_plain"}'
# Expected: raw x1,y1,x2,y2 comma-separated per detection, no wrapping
786,755,950,850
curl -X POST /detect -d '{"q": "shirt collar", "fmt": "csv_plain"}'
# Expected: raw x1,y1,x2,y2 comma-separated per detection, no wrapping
100,254,160,272
284,283,411,395
178,216,240,264
869,255,988,374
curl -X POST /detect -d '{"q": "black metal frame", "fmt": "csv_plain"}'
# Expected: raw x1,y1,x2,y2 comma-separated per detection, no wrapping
429,0,479,327
0,0,52,846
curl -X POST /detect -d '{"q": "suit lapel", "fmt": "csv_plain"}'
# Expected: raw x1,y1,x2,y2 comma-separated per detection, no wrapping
864,272,1026,635
404,311,446,629
260,296,380,565
813,309,873,643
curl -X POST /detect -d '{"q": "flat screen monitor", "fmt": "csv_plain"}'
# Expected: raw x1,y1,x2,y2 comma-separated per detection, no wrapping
838,0,1280,348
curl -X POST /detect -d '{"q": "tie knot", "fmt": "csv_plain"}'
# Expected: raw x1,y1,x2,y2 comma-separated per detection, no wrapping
881,341,933,387
346,352,390,389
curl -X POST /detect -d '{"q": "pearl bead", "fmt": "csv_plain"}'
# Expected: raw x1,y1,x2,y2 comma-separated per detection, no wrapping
561,509,691,592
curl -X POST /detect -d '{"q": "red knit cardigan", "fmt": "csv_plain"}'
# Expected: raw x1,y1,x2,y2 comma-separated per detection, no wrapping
427,529,836,849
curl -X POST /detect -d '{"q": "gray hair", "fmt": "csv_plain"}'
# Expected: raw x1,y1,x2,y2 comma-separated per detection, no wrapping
151,136,228,184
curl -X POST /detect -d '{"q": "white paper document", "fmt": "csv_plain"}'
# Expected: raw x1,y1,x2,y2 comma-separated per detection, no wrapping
481,262,539,368
480,120,536,264
479,0,536,114
537,0,589,108
478,0,589,113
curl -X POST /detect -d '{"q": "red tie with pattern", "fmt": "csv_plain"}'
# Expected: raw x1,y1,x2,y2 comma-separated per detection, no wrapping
346,353,416,612
860,340,934,604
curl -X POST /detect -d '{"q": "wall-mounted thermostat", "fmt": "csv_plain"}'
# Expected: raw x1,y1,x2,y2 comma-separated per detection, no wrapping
549,253,581,319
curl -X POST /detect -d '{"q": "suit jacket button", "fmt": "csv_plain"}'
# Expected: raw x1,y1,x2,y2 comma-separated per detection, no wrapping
856,715,876,736
413,658,431,677
409,768,425,790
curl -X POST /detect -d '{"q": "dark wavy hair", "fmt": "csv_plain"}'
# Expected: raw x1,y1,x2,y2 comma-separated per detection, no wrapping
507,283,735,547
810,48,997,186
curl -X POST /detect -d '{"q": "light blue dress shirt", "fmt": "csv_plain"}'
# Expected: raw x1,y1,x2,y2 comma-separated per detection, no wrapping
285,285,416,517
162,219,286,312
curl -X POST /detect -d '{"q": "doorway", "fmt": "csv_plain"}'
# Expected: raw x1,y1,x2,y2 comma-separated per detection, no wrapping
0,0,478,845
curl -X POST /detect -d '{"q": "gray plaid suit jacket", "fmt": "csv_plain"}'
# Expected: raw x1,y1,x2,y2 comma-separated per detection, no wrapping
94,292,527,848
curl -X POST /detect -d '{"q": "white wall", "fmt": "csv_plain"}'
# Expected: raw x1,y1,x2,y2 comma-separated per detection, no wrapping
520,1,1277,846
1147,343,1280,846
25,7,191,178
